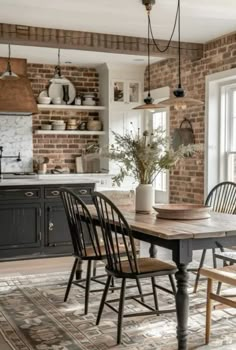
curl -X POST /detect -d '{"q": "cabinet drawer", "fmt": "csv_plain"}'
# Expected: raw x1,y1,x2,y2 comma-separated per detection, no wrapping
45,186,92,199
0,188,40,200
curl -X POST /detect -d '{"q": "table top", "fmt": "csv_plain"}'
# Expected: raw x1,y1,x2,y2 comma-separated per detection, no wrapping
122,209,236,240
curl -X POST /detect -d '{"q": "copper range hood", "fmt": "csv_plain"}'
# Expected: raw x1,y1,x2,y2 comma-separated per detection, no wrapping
0,57,38,115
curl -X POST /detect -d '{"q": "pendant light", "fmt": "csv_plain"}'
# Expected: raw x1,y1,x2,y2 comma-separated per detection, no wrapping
0,43,19,80
50,48,69,85
161,0,203,110
133,0,164,111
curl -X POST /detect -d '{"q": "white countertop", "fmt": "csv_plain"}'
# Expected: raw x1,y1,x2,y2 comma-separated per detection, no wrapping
0,173,112,186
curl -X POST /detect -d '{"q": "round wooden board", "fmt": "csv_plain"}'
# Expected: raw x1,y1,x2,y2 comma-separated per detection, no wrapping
153,204,211,220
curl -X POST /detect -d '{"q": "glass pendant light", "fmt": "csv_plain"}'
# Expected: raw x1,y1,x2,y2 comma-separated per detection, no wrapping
0,43,19,80
161,0,203,110
133,0,164,111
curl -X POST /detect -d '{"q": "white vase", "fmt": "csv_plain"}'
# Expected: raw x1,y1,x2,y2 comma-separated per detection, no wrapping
135,184,154,214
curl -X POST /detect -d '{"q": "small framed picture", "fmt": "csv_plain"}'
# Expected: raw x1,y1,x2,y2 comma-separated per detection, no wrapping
129,81,140,103
113,81,124,102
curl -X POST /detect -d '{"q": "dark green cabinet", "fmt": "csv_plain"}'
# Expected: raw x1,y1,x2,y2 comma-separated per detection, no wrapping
0,182,95,260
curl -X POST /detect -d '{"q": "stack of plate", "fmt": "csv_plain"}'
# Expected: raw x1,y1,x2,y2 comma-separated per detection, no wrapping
52,120,66,131
67,119,78,130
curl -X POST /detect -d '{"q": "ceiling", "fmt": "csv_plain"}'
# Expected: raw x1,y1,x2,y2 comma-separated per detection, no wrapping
0,0,236,66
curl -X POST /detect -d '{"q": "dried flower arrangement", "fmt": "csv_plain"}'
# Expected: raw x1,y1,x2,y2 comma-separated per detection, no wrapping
107,126,201,186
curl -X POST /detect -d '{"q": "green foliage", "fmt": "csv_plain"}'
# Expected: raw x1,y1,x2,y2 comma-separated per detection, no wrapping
105,127,201,186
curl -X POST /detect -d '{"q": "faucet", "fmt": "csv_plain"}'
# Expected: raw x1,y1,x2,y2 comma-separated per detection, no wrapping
0,146,21,181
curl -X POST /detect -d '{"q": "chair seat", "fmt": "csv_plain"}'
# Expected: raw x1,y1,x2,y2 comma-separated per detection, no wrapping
200,265,236,287
116,257,176,275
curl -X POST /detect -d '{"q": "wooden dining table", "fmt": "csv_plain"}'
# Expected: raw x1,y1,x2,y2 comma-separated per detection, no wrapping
100,208,236,350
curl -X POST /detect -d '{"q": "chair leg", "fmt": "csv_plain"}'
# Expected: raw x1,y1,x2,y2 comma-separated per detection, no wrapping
216,281,222,295
212,248,217,268
169,274,176,295
93,260,97,277
193,249,207,293
135,277,144,303
206,278,213,344
151,277,159,313
96,275,112,325
64,258,78,302
117,278,126,345
84,260,92,315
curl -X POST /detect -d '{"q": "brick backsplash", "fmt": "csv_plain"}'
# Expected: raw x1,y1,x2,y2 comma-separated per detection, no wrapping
28,63,100,172
146,32,236,204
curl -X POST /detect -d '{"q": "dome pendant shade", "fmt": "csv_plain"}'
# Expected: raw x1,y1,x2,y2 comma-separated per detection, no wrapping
161,85,203,111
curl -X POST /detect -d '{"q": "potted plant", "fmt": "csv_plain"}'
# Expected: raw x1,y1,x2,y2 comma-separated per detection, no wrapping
106,127,200,213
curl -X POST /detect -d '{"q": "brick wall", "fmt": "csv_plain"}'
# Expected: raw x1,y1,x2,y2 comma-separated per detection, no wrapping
28,64,100,172
146,32,236,204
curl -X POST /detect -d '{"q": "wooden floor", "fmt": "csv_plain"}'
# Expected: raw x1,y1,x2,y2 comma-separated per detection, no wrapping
0,256,74,276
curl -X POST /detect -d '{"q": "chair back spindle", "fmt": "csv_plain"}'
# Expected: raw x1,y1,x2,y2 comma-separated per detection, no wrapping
60,187,101,259
205,181,236,214
93,191,139,275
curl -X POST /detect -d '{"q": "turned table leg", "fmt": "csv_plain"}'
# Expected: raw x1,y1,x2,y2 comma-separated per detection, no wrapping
175,263,189,350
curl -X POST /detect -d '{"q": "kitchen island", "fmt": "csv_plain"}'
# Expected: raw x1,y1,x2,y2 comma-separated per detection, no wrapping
0,175,103,260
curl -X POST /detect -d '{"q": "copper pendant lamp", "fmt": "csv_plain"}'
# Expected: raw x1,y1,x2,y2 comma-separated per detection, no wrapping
133,0,164,111
161,0,203,110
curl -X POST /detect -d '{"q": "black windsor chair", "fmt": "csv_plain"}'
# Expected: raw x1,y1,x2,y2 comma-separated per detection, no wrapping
93,191,177,345
193,181,236,293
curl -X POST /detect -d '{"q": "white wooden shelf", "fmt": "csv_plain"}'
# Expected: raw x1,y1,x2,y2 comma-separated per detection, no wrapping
37,104,106,111
35,130,106,135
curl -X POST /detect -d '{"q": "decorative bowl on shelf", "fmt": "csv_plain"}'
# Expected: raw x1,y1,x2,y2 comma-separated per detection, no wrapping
37,96,51,104
41,124,52,130
153,204,212,220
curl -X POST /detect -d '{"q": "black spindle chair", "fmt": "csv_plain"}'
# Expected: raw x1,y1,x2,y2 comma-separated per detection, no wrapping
93,191,177,345
60,187,109,315
193,181,236,293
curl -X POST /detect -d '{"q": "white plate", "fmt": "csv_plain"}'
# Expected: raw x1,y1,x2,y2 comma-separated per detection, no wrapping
48,78,76,105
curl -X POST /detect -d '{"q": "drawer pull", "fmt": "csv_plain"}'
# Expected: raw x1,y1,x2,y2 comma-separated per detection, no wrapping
79,189,88,195
51,190,60,196
25,191,34,197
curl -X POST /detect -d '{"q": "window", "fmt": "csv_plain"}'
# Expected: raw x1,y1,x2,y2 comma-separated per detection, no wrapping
144,86,170,203
206,68,236,195
225,86,236,182
152,110,167,193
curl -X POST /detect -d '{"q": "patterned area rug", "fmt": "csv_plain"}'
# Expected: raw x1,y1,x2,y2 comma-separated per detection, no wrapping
0,267,236,350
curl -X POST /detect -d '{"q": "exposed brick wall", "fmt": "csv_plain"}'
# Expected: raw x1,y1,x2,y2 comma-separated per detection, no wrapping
146,32,236,204
27,64,100,172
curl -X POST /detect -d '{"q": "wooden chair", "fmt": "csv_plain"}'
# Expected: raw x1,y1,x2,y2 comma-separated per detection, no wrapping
193,181,236,293
60,187,108,315
200,265,236,344
92,191,177,344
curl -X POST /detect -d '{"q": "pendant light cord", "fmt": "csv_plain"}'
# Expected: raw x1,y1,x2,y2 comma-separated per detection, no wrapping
7,43,12,74
147,11,151,97
148,0,179,53
178,0,181,88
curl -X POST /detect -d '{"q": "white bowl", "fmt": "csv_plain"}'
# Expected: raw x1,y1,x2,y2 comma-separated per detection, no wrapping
41,124,52,130
52,120,65,125
37,96,51,104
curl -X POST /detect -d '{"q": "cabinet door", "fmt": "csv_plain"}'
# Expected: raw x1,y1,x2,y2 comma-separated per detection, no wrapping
0,203,41,249
45,202,71,247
